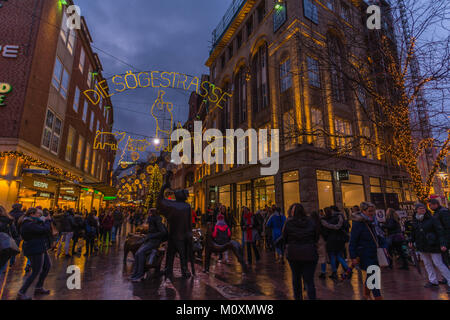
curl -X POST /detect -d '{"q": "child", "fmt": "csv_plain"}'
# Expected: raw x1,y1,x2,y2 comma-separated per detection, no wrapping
212,214,231,262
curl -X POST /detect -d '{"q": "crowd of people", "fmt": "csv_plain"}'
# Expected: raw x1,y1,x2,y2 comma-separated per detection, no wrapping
1,196,449,301
0,204,144,300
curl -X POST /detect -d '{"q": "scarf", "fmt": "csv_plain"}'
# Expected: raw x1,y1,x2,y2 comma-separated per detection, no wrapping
244,211,253,241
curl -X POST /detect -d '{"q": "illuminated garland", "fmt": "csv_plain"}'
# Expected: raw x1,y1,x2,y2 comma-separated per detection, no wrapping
0,151,83,182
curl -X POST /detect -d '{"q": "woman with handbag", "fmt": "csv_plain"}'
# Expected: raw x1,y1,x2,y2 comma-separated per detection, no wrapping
349,202,387,300
279,203,319,300
409,203,450,293
0,205,20,273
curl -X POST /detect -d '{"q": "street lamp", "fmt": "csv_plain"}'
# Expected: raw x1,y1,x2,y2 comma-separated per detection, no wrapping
153,138,160,145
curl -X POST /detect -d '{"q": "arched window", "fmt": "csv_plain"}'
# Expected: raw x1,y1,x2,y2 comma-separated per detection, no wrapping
234,66,247,127
251,43,269,114
328,36,346,102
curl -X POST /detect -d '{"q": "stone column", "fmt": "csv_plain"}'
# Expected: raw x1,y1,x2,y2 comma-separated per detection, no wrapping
299,166,319,213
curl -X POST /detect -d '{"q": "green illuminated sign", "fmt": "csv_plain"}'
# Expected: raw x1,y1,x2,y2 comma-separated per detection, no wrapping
104,196,117,201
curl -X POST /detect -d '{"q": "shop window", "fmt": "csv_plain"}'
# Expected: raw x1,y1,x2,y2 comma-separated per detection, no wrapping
52,57,70,99
385,179,404,202
283,110,296,151
280,58,292,92
307,56,320,87
303,0,318,24
42,109,62,155
73,87,80,112
311,108,325,148
237,181,252,215
84,143,91,172
317,170,334,210
65,126,76,162
370,177,382,193
76,135,84,169
79,48,85,73
283,171,300,214
219,185,231,209
254,176,275,211
341,174,365,209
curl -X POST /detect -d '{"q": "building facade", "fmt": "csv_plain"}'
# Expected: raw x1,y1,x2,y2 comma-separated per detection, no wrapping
186,0,419,217
0,0,116,211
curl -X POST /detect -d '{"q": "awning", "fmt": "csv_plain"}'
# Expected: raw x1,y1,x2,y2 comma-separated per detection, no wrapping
81,183,117,197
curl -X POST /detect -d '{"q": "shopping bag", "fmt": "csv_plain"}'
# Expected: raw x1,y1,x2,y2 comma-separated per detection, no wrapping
377,248,389,267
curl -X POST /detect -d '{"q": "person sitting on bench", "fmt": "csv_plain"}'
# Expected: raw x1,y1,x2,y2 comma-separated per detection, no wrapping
129,208,167,282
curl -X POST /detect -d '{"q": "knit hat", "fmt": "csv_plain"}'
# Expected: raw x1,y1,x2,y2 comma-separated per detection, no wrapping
415,203,426,210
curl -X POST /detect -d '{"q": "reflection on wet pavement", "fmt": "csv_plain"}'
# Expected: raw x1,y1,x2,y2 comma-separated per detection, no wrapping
0,224,448,300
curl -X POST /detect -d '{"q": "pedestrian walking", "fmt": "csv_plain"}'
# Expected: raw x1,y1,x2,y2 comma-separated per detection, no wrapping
16,208,52,300
279,203,319,300
384,208,409,270
266,207,286,261
349,202,387,300
84,212,98,256
56,209,75,257
429,199,450,268
240,207,260,265
409,203,450,293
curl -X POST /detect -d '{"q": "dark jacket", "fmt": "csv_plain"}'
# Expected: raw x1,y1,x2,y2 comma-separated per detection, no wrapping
61,212,75,233
145,215,168,247
212,223,231,245
349,212,386,269
433,206,450,246
0,216,19,241
157,184,192,242
383,218,403,238
20,217,52,256
410,211,446,253
72,214,85,235
9,208,24,226
281,216,318,262
321,213,347,253
85,216,98,237
113,210,124,227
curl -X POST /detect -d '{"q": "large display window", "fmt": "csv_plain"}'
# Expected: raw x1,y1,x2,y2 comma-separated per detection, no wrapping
341,174,365,208
317,170,334,210
254,176,275,211
283,171,300,214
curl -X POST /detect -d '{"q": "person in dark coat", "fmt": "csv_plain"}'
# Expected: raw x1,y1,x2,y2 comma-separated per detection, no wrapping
157,174,192,279
429,198,450,268
349,202,386,300
71,212,85,256
279,203,318,300
321,207,350,279
84,213,98,256
130,208,168,281
383,208,409,270
112,208,124,242
409,203,450,293
9,203,24,227
0,206,20,272
56,209,75,257
16,208,52,300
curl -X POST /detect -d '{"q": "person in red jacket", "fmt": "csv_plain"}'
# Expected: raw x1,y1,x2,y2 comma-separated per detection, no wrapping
212,214,231,262
100,210,114,247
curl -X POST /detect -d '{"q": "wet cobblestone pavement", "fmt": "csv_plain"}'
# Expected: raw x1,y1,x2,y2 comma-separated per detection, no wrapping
1,224,449,300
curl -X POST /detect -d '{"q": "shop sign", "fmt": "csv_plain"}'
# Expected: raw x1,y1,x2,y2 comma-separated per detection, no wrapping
33,180,48,189
22,176,56,193
22,168,50,175
61,195,77,201
337,170,349,181
0,83,12,107
34,192,52,198
0,45,20,58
